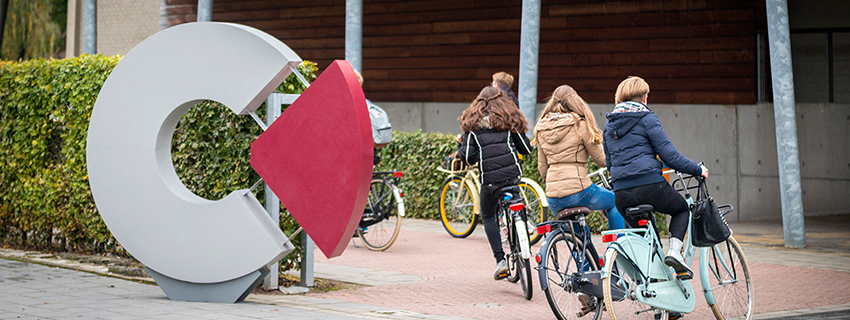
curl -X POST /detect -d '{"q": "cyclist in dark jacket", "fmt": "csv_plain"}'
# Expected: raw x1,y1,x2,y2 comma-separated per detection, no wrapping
458,86,532,280
603,76,708,278
492,71,520,108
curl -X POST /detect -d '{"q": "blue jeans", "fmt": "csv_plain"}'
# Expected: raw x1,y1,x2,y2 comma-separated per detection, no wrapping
547,184,624,231
547,184,624,271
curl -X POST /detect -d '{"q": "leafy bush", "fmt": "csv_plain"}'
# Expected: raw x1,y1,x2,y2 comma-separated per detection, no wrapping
1,54,119,252
1,55,662,280
375,134,621,233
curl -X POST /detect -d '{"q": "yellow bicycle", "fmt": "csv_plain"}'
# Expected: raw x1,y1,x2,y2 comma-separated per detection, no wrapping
437,156,549,245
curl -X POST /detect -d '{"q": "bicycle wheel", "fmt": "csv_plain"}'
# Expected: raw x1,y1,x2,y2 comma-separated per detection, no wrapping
357,178,401,251
603,250,668,320
541,232,602,320
706,236,753,320
518,181,547,245
439,177,477,238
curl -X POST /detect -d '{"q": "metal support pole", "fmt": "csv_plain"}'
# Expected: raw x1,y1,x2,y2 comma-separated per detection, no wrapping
765,0,805,248
82,0,96,54
262,94,282,290
345,0,362,72
300,232,314,287
518,0,541,134
197,0,213,22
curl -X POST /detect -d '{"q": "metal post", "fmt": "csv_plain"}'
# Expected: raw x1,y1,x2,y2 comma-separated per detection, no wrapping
518,0,541,133
300,232,314,287
82,0,96,54
765,0,805,248
345,0,362,72
262,94,282,290
197,0,213,22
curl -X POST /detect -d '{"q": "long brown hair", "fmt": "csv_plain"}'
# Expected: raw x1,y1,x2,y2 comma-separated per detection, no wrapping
459,86,528,133
537,85,603,144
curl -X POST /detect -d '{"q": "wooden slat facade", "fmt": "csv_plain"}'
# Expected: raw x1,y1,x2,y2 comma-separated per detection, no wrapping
162,0,767,104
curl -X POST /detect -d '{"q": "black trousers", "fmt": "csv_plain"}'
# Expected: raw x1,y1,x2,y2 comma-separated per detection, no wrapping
614,181,689,241
479,178,520,263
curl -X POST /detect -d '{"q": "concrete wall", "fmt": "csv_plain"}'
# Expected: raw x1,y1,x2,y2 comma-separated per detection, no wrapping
379,101,850,222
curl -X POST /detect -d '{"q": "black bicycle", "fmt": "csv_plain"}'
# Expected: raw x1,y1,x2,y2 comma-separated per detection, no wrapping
356,171,404,251
498,185,534,300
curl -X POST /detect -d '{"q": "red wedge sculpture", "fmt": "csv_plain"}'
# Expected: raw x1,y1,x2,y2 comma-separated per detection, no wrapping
250,60,373,258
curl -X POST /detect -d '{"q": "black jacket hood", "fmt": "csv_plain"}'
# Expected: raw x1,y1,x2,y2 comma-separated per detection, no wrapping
605,111,651,139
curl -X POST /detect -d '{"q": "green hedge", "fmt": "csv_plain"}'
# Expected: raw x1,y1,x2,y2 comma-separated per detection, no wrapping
373,134,624,234
1,56,664,275
0,56,321,270
1,55,119,252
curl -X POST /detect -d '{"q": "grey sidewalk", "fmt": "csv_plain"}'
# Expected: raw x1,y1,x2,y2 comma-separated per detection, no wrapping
0,257,466,320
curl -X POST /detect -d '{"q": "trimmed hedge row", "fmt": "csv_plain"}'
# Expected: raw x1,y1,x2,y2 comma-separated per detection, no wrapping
0,56,321,270
373,132,618,234
1,56,660,274
1,55,119,253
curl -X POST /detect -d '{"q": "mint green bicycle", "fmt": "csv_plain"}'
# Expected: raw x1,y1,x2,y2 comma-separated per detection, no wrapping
600,168,753,320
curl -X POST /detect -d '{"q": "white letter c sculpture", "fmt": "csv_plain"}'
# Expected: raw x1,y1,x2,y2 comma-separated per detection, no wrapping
87,23,304,302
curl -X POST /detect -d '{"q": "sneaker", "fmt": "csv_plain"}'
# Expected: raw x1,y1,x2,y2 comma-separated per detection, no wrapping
494,260,509,280
664,256,693,280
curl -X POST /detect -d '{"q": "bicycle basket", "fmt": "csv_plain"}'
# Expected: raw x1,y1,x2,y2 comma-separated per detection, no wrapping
441,154,467,171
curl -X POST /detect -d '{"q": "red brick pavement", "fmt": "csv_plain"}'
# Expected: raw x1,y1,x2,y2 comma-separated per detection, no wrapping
307,227,850,320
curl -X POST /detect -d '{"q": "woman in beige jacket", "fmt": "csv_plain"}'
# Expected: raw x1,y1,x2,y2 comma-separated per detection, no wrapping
534,85,624,231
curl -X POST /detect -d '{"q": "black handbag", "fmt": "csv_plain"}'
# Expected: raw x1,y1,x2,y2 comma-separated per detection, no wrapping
691,178,732,247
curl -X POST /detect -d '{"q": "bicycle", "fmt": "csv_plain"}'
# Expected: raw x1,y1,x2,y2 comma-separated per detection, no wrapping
534,167,612,320
496,184,534,300
437,155,549,245
356,170,405,251
599,167,753,320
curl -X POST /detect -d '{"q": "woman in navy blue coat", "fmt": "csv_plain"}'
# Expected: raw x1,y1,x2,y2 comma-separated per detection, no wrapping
602,76,708,277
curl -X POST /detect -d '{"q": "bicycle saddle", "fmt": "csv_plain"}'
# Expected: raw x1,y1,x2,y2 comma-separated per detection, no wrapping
496,185,521,198
624,204,655,219
556,206,590,220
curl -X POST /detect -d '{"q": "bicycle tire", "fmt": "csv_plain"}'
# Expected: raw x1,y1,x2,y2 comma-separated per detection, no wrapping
518,181,547,245
438,176,477,238
357,178,401,251
603,250,668,320
706,236,753,320
541,231,602,320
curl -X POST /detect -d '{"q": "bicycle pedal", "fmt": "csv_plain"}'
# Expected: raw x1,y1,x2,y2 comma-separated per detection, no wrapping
676,271,693,280
495,273,508,280
575,303,596,317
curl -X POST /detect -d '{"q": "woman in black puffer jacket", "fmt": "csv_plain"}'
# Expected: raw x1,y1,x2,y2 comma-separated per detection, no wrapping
458,86,532,280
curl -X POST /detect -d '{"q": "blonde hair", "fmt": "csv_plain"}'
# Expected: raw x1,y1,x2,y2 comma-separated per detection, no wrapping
492,72,514,87
353,70,364,86
459,86,528,133
538,85,603,144
614,76,650,104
